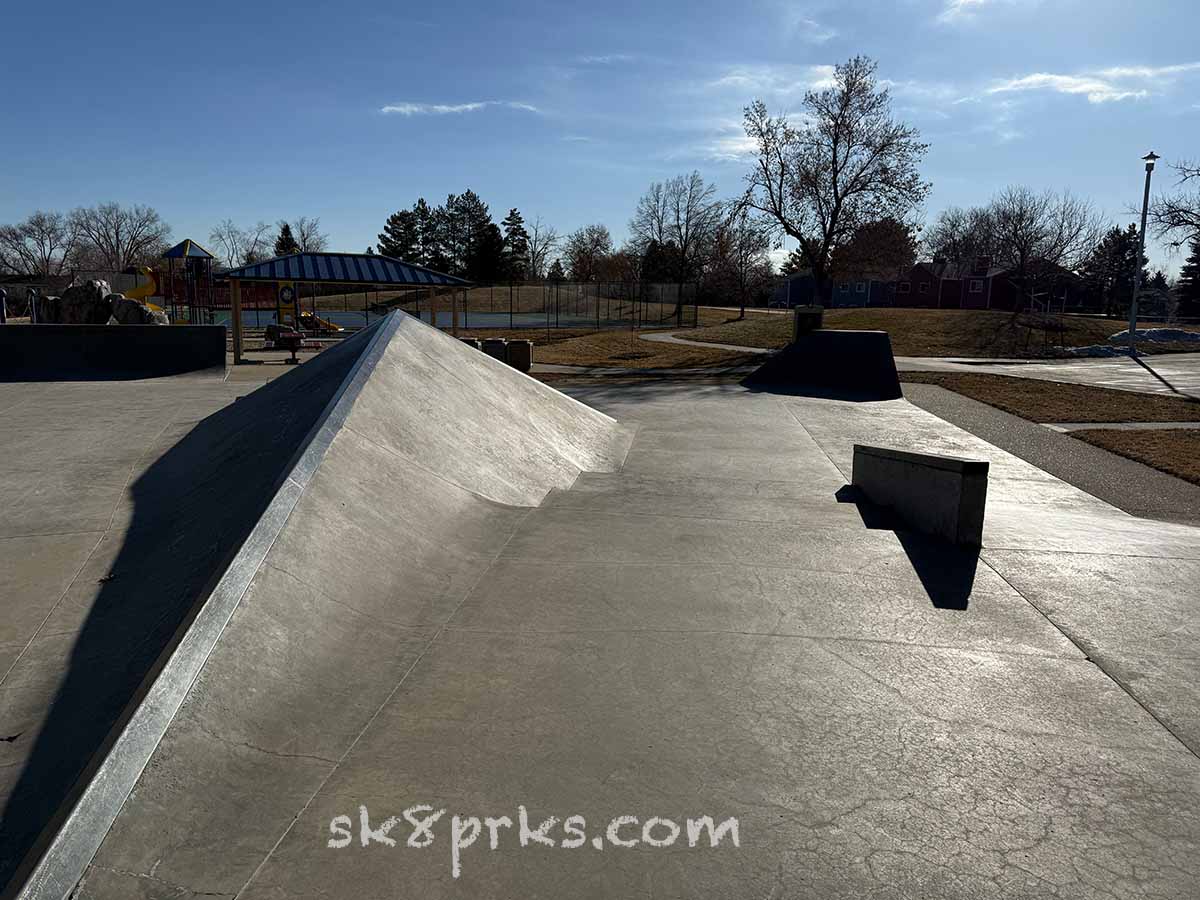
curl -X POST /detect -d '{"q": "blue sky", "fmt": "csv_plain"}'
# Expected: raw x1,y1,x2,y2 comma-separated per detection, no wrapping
3,0,1197,272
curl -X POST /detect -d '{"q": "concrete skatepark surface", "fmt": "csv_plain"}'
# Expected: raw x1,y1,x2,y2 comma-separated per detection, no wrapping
2,311,1198,899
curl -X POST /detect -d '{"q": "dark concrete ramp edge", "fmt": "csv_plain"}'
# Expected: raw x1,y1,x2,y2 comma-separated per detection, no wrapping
10,314,402,900
743,330,903,401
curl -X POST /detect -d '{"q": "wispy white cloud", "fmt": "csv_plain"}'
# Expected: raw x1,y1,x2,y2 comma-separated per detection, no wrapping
561,135,594,142
380,100,540,115
775,2,837,42
937,0,991,23
986,61,1200,104
575,54,634,65
987,73,1146,103
1094,62,1200,80
664,120,759,163
792,17,837,42
708,64,836,98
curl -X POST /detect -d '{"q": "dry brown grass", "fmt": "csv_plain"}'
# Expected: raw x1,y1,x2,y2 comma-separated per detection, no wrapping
532,329,758,369
900,372,1200,423
1069,429,1200,486
681,309,1200,359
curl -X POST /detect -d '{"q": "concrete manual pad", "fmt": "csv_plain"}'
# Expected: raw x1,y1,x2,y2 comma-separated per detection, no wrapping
10,326,1200,900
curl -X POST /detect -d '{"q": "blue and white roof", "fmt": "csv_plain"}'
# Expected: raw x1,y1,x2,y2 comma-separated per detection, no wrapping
222,252,470,286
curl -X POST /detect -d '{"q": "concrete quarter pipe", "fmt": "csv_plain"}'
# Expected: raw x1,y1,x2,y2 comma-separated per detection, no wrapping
10,311,631,899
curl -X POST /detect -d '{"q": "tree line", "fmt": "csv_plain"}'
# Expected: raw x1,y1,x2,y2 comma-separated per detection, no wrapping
6,57,1199,316
0,206,332,276
0,204,171,275
369,178,776,314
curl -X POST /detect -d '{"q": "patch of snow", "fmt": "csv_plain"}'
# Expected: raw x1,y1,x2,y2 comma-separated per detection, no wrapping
1108,328,1200,343
1067,344,1134,358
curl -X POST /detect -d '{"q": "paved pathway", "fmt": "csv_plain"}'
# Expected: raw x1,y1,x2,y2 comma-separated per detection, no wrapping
638,330,771,354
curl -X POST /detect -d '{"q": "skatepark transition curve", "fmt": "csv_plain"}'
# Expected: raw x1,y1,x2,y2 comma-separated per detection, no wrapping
9,311,632,900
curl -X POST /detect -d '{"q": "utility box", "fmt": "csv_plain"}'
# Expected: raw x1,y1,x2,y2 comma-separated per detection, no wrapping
507,340,534,372
792,305,824,339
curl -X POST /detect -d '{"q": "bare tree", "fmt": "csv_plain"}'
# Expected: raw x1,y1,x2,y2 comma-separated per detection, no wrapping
525,217,559,280
990,187,1103,295
1150,159,1200,249
0,210,78,276
711,205,775,317
209,219,272,267
209,219,245,268
562,224,613,282
925,187,1105,308
70,203,171,271
629,171,723,314
923,206,1000,264
292,216,329,253
742,55,930,303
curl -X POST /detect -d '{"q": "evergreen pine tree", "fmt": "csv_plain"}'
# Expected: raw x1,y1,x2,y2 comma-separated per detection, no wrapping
1178,237,1200,318
547,259,566,282
377,209,419,259
501,208,530,281
274,222,300,257
412,198,437,268
1079,224,1147,316
466,222,506,282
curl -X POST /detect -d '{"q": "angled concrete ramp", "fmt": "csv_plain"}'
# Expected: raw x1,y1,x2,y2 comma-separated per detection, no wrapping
12,311,629,899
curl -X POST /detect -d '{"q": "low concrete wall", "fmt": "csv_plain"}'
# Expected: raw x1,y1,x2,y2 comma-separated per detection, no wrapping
852,444,989,546
746,329,902,399
0,324,226,380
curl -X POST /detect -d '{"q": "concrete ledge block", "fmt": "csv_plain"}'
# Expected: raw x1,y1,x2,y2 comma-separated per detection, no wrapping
852,444,989,546
0,324,226,380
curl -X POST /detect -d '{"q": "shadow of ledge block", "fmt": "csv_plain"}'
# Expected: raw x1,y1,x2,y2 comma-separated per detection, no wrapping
743,330,902,400
852,444,990,547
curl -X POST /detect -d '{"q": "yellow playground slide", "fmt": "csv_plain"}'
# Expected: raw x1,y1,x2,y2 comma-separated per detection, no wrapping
297,311,345,333
125,267,167,313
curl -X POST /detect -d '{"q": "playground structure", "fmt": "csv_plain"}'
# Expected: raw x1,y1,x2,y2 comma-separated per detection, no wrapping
162,239,217,324
221,251,472,363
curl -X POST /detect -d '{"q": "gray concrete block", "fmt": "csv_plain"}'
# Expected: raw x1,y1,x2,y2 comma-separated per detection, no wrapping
852,444,989,546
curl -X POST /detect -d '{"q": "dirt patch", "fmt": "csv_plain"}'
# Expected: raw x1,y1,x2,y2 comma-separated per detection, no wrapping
532,329,759,369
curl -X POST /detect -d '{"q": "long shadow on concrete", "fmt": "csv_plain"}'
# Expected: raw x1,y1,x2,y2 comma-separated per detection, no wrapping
835,484,979,610
1132,355,1200,401
0,330,370,892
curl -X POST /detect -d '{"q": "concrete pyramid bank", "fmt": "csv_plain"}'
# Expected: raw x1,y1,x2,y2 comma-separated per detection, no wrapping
16,311,631,899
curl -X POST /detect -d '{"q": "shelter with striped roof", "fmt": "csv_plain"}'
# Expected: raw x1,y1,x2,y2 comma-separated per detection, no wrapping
223,252,471,363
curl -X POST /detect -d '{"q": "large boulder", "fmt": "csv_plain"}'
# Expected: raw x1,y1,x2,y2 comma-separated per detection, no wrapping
109,294,169,325
35,295,62,323
59,280,113,324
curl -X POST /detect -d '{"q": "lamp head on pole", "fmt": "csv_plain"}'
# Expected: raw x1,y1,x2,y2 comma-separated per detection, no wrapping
1143,151,1160,172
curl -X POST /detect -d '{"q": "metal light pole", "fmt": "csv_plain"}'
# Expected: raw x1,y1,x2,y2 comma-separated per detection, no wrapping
1127,151,1159,354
